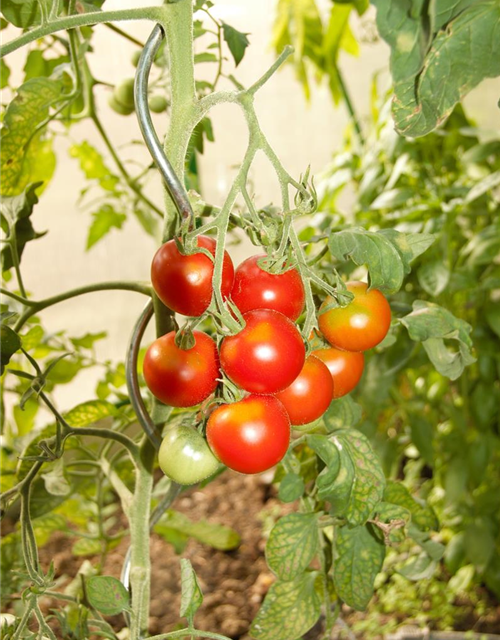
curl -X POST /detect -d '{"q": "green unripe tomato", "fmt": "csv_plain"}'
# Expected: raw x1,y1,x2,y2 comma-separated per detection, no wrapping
131,50,141,67
159,425,220,485
148,95,168,113
108,94,133,116
114,78,135,109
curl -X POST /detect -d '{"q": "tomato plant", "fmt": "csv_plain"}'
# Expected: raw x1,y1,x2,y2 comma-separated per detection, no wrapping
231,254,305,320
151,235,234,317
1,1,496,639
206,395,290,474
143,330,219,407
220,308,306,394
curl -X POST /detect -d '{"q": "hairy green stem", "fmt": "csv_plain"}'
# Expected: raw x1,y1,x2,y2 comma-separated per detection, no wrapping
0,7,166,58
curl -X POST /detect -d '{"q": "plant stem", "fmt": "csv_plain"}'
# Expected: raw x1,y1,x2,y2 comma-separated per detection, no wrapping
146,630,233,640
13,281,151,331
334,65,365,147
105,23,145,48
0,7,166,58
91,112,163,218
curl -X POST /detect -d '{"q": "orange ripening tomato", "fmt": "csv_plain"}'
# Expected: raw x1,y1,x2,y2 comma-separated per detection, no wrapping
143,331,219,407
231,254,305,321
318,281,391,352
275,355,333,425
313,347,364,399
151,235,234,317
219,309,306,394
206,395,290,474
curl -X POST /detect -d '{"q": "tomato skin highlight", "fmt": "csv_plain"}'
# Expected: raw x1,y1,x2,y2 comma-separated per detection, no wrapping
206,395,290,474
151,235,235,317
158,425,220,485
231,254,305,321
318,281,391,352
313,347,364,398
143,331,219,407
275,355,333,425
220,309,306,394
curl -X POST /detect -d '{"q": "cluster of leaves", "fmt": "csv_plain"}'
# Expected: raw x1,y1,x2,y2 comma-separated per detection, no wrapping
314,91,500,613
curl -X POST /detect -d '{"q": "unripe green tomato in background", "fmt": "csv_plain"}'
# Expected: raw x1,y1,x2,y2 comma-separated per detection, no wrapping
131,50,141,67
108,94,133,116
148,95,168,113
158,425,220,485
114,78,135,109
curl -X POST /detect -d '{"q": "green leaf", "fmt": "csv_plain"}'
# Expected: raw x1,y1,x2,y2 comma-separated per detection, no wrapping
370,188,415,210
23,50,70,82
64,400,117,427
1,0,42,27
399,552,438,581
21,324,44,351
278,473,305,502
382,1,500,137
0,59,10,88
155,510,240,551
69,142,119,192
0,183,45,272
0,78,62,196
310,430,385,525
86,576,130,615
384,481,438,531
485,303,500,339
250,572,321,640
179,559,203,627
41,458,71,496
222,22,250,67
334,524,385,610
464,520,495,571
409,415,434,466
322,395,362,432
0,324,21,374
379,230,435,275
408,523,445,562
328,227,404,293
193,52,218,64
400,300,476,380
266,513,318,580
70,331,107,350
417,260,450,297
86,205,127,250
45,356,81,384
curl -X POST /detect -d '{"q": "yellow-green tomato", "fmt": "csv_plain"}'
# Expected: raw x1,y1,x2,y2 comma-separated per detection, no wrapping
148,95,168,113
158,425,220,485
108,94,133,116
114,78,135,109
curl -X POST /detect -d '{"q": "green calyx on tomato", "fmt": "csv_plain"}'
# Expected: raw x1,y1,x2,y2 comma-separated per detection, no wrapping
159,425,220,485
318,280,391,352
151,235,234,317
206,395,290,474
143,330,219,407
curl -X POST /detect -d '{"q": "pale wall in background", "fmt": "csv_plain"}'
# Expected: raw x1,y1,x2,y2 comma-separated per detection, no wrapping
3,0,499,410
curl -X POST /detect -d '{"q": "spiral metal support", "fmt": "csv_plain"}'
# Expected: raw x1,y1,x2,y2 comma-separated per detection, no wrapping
121,23,192,617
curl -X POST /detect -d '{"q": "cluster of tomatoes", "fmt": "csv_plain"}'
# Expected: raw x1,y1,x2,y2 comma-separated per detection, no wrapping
143,235,391,483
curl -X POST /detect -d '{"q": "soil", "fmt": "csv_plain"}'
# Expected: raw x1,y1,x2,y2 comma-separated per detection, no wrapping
8,470,500,639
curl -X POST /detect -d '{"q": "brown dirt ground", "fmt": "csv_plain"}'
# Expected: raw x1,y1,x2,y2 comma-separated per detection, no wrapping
7,470,500,639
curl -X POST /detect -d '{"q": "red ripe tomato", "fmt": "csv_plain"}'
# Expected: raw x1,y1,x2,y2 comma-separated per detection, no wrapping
143,331,219,407
220,309,306,394
313,347,364,399
275,355,333,425
318,281,391,352
231,255,305,321
206,395,290,474
151,235,234,317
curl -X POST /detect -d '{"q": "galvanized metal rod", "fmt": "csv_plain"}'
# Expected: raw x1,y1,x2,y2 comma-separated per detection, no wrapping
134,23,194,223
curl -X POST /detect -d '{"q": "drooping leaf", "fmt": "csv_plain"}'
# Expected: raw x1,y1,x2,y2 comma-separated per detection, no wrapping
1,0,43,28
86,576,130,616
417,259,450,297
86,205,127,250
41,458,71,496
70,331,108,350
384,481,438,531
0,78,63,195
180,559,203,627
278,473,305,502
0,183,45,271
400,300,476,380
266,513,318,580
0,59,10,88
64,400,117,428
250,572,321,640
334,524,385,610
69,142,119,192
155,510,240,551
322,395,362,432
222,22,250,67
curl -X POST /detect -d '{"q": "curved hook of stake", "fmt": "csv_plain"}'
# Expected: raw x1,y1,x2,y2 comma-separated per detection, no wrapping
125,299,162,450
134,24,194,225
